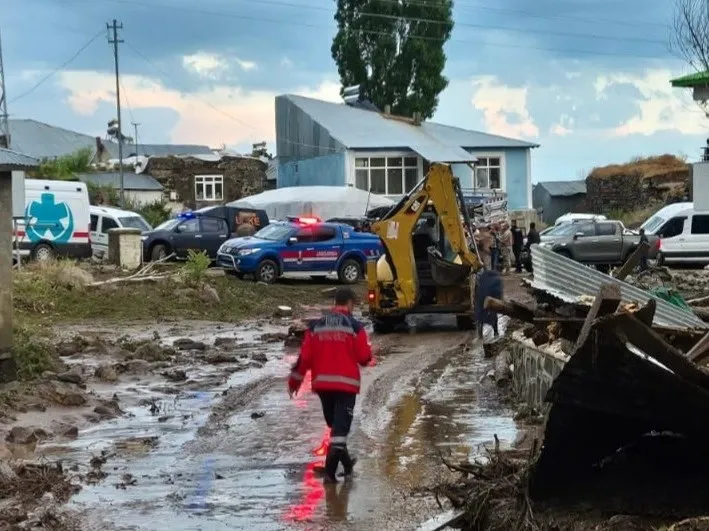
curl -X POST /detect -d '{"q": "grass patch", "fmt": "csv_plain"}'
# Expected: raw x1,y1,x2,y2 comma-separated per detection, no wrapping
13,261,352,326
589,154,688,181
607,203,662,229
12,324,60,381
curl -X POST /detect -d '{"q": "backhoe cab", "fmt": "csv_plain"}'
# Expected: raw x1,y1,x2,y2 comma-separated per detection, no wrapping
366,163,483,333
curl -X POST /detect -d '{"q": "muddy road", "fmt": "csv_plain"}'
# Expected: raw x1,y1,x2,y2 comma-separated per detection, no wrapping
16,315,515,530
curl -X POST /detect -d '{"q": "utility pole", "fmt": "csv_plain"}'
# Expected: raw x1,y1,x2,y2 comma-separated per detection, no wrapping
107,19,124,207
131,122,140,158
0,29,10,149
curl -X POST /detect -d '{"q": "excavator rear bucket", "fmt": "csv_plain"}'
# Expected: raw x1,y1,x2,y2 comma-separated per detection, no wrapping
428,248,471,286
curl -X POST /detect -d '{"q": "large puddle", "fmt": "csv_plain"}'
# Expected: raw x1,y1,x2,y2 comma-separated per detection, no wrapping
35,318,516,530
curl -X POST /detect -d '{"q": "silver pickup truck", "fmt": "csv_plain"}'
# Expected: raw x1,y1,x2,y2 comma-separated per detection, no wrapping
538,220,659,268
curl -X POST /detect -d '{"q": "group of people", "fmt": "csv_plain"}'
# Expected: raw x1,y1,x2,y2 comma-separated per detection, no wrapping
473,219,540,273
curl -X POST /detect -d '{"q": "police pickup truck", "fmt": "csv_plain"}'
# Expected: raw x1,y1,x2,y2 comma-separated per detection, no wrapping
216,217,383,284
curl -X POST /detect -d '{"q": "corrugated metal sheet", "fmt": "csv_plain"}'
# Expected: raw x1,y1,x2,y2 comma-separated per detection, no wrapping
537,180,586,197
76,172,164,191
278,95,539,161
0,147,39,169
113,143,213,158
530,244,707,329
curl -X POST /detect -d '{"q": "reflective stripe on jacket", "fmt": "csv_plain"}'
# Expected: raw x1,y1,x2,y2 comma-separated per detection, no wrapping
288,308,372,395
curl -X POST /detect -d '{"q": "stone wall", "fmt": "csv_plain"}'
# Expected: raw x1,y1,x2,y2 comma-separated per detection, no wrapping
509,333,567,411
585,155,689,215
144,155,266,210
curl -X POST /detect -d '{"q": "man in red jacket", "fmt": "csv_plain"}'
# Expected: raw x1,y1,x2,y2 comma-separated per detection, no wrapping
288,287,372,483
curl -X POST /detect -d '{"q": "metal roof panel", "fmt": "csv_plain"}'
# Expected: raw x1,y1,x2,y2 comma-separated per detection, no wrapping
76,172,164,191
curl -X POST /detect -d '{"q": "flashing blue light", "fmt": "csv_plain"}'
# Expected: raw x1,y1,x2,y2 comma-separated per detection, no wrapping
178,211,196,220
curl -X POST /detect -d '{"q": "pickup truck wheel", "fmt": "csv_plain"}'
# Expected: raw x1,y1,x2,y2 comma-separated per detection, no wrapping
151,243,170,262
256,259,279,284
338,259,361,284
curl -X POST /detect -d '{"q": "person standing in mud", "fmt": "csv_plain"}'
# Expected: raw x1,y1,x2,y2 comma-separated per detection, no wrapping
287,287,372,484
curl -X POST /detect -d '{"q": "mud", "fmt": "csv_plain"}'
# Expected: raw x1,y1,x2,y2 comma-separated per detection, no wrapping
1,308,520,530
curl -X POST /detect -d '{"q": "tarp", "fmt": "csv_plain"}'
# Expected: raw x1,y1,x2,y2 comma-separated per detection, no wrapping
228,186,395,221
649,287,692,311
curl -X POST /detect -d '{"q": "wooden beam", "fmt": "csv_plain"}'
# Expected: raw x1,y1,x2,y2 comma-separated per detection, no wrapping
688,332,709,364
597,313,709,389
614,242,649,281
572,283,622,355
484,297,535,323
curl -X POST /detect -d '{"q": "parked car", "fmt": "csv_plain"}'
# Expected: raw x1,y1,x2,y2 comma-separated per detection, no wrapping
538,219,659,269
554,213,607,226
90,205,152,259
141,206,269,261
641,202,709,266
14,179,92,262
216,217,383,284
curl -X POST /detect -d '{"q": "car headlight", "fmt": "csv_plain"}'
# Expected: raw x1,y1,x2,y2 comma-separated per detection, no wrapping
238,248,260,256
141,236,148,241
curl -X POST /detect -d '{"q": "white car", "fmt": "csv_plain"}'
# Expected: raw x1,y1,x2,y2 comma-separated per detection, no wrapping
90,205,152,258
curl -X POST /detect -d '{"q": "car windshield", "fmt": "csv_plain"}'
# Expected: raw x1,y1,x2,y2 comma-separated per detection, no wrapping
119,216,152,231
553,223,589,236
641,215,665,234
154,218,180,231
254,224,292,241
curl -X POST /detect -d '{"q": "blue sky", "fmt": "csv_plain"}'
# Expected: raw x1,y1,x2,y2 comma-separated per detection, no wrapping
3,0,707,182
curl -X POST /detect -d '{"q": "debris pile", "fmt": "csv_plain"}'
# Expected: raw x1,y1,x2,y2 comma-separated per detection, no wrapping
442,282,709,528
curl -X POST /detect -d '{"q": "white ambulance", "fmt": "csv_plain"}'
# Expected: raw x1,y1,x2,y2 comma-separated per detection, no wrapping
15,179,92,262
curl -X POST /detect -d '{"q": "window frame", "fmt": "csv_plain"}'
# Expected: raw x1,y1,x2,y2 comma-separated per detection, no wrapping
691,214,709,235
472,153,505,191
195,174,224,202
351,152,422,195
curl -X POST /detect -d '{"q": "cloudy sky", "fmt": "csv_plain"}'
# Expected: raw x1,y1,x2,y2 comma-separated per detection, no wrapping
3,0,706,181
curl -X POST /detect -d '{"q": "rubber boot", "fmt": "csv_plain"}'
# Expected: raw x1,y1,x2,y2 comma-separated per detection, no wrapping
340,446,357,479
323,448,339,484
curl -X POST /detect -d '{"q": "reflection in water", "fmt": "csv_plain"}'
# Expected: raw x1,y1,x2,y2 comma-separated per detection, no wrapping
283,460,325,523
325,482,351,521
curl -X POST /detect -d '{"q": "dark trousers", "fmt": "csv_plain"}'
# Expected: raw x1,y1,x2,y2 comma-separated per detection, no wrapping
513,247,522,272
318,391,357,478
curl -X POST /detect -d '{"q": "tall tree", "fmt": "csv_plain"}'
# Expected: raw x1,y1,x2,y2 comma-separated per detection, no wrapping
671,0,709,73
331,0,454,120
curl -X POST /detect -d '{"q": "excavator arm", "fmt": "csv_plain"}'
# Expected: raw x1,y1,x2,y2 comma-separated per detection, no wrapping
369,163,482,311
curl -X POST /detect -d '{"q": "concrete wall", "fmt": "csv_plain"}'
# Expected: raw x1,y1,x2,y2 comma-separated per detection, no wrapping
0,172,14,381
277,152,346,188
509,333,567,411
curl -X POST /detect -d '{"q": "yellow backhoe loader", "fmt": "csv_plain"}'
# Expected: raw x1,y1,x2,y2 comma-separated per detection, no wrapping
365,163,483,333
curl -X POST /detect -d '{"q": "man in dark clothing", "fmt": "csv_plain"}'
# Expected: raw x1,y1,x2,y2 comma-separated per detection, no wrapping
288,287,372,484
474,269,503,339
511,219,524,273
639,228,649,271
526,222,541,248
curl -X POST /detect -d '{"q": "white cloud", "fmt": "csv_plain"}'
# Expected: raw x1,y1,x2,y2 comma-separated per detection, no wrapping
182,52,228,80
280,57,294,68
595,68,707,136
469,76,539,138
56,70,341,147
235,58,258,72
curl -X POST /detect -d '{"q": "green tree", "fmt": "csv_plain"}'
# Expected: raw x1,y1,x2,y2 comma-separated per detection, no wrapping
31,147,93,180
331,0,453,120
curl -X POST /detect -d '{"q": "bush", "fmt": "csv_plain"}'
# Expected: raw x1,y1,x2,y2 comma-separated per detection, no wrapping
181,250,211,285
12,324,58,380
129,200,172,228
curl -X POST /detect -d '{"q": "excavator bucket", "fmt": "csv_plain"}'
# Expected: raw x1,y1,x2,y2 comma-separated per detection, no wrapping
428,248,472,286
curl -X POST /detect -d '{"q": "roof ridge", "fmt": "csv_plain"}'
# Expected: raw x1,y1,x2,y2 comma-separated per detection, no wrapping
9,117,97,138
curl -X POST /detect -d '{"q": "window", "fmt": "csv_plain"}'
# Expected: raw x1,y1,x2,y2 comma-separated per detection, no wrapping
475,156,502,189
119,216,151,232
691,215,709,234
312,226,337,242
177,218,200,233
201,217,227,233
195,175,224,201
101,217,119,234
90,214,98,232
596,223,617,236
293,227,314,243
574,223,595,237
354,155,419,194
660,217,686,238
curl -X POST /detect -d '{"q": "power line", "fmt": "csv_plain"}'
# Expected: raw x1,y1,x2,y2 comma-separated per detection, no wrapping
91,0,671,58
9,30,103,104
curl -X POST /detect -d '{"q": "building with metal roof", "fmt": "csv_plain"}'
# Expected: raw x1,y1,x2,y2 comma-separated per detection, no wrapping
76,171,164,206
274,93,540,210
532,180,587,224
0,147,39,171
8,119,212,161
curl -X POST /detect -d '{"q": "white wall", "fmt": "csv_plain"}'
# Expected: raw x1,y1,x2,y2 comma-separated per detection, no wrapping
125,190,163,205
11,171,25,218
